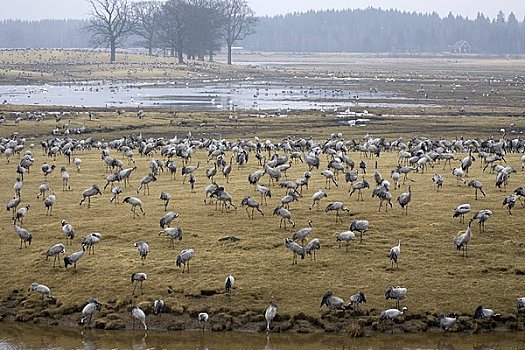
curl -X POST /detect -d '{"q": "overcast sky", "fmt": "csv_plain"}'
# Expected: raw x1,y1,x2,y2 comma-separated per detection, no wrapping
0,0,524,20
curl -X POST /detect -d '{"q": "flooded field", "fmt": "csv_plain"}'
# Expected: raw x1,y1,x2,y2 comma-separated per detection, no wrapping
0,80,441,111
0,323,524,350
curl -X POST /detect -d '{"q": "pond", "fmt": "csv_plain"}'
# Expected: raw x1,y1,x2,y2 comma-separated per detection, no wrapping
0,323,523,350
0,81,440,111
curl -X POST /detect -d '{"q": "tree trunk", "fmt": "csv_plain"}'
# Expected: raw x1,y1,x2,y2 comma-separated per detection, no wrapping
208,50,214,62
178,50,184,64
110,40,116,63
227,43,232,65
148,47,153,56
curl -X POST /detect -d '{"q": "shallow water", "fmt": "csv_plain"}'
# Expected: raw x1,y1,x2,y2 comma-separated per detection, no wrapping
0,323,524,350
0,81,439,111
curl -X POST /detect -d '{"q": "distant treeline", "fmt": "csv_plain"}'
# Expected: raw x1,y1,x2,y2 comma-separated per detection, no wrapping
0,19,89,48
242,8,525,55
1,7,525,55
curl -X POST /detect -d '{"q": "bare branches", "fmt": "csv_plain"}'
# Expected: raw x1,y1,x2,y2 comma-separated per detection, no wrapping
220,0,257,64
85,0,134,62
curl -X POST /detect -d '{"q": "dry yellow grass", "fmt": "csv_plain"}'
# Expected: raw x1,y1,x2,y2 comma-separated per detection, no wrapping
1,112,524,330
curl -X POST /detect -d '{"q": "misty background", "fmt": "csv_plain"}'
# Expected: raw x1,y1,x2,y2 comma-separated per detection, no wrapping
0,1,524,55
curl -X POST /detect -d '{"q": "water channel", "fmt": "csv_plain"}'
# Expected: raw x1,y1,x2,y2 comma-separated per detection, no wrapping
0,323,524,350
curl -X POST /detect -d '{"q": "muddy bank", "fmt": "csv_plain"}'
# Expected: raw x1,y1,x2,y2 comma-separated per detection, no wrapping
1,289,524,336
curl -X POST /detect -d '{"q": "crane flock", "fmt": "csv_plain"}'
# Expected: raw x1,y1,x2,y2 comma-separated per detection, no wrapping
2,126,525,335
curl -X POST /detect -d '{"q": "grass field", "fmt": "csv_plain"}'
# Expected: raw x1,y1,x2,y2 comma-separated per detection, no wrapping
0,50,524,334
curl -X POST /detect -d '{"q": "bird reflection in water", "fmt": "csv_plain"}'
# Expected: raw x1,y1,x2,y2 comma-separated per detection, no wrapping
132,332,147,350
437,342,455,350
264,335,277,350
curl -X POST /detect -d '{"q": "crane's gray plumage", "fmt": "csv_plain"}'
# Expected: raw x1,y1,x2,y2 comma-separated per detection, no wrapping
273,207,295,228
159,227,183,248
240,196,264,219
454,220,472,257
131,306,148,332
176,248,195,273
432,174,444,191
320,291,345,311
198,312,209,332
389,239,401,269
325,202,350,223
437,314,457,331
292,220,313,244
336,231,355,251
79,185,101,208
13,204,30,225
349,291,367,309
397,186,412,214
81,232,101,255
61,219,74,245
309,189,327,210
468,180,486,200
349,179,369,201
284,238,304,265
64,250,84,273
153,299,165,320
350,219,369,242
160,191,172,210
503,194,517,215
160,211,179,228
304,238,320,261
474,305,499,319
45,243,65,268
80,298,102,325
472,209,492,232
225,274,235,294
265,302,278,332
131,272,147,295
385,286,407,309
134,241,149,264
380,307,407,320
28,282,54,302
453,203,471,223
14,224,32,249
123,196,145,218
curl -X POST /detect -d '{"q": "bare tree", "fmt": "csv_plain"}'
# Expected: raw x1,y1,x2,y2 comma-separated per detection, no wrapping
85,0,134,62
158,0,189,63
220,0,257,65
132,1,162,56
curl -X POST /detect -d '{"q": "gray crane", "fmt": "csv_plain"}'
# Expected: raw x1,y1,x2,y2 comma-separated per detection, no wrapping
292,220,313,244
160,211,179,228
79,185,101,208
304,238,321,261
28,282,54,302
349,179,369,201
350,219,369,242
241,196,264,219
320,291,345,311
80,298,102,325
336,231,356,251
131,272,147,295
472,209,492,232
284,238,304,265
14,224,32,249
159,227,183,249
468,180,486,200
45,243,65,268
389,239,401,269
432,174,444,191
385,286,407,309
131,306,148,332
160,191,172,211
81,232,101,255
123,196,146,218
397,186,412,215
454,220,473,257
273,207,295,228
309,189,327,210
134,241,149,264
176,248,195,273
453,203,471,223
61,219,74,245
325,202,350,223
437,314,457,331
265,302,278,333
349,291,366,310
64,250,85,273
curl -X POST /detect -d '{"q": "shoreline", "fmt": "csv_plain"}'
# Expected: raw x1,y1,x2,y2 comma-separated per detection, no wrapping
2,290,524,336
